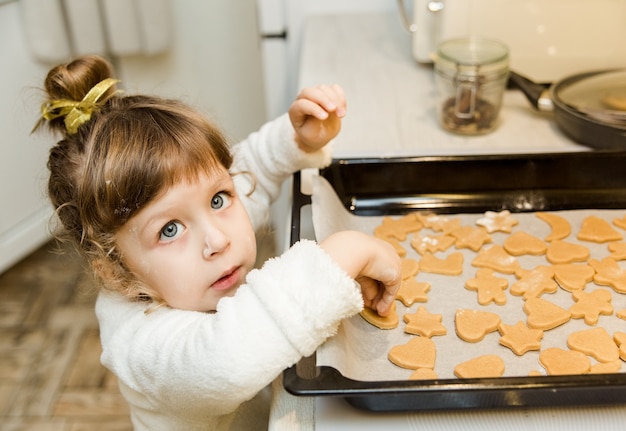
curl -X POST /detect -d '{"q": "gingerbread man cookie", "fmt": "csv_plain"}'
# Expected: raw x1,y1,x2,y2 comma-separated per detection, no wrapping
465,268,508,305
569,288,613,325
589,256,626,294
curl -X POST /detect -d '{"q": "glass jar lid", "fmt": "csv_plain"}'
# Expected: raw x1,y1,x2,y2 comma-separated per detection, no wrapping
436,37,509,67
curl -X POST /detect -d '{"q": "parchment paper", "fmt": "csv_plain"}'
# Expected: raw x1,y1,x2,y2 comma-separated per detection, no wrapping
311,174,626,381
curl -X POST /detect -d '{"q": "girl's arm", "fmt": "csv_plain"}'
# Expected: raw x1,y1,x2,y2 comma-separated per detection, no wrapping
96,240,362,418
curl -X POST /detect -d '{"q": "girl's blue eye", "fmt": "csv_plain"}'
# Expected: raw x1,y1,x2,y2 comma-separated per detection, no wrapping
159,221,184,242
211,192,231,210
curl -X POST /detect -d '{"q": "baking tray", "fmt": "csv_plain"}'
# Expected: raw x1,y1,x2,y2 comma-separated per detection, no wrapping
284,150,626,412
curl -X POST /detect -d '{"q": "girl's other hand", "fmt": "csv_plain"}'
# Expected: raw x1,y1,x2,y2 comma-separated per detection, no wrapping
319,231,402,316
288,84,347,152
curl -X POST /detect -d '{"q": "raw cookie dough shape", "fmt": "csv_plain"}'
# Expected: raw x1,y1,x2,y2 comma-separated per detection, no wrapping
472,244,521,275
360,302,399,329
419,251,464,276
608,242,626,260
403,306,447,337
545,240,590,264
569,288,613,325
613,332,626,361
567,327,619,363
374,214,422,241
379,236,406,257
409,368,438,380
410,233,455,255
465,268,508,305
401,258,420,280
536,212,571,241
589,256,626,293
577,215,623,243
498,321,544,355
388,336,436,370
590,360,623,374
476,210,519,233
503,231,547,256
523,297,571,330
455,308,501,342
450,225,492,252
396,279,431,306
552,263,595,292
417,213,461,234
539,347,591,375
511,266,557,299
454,354,505,378
613,215,626,231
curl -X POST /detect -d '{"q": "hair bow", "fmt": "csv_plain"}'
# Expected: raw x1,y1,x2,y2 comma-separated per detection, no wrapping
36,78,120,134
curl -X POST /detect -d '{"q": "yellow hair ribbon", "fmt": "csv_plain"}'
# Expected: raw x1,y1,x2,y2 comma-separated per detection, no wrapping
38,78,120,134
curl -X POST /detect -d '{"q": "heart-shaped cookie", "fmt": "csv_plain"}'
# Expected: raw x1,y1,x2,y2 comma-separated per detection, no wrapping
454,308,501,342
552,263,595,292
546,240,590,264
388,336,436,370
503,231,547,256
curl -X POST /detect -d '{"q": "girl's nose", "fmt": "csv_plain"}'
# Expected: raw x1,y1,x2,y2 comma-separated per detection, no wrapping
202,225,229,259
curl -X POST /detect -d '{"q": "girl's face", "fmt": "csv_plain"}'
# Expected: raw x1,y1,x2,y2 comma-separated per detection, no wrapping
114,166,257,312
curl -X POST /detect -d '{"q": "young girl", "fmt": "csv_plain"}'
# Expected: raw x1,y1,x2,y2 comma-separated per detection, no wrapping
36,55,401,430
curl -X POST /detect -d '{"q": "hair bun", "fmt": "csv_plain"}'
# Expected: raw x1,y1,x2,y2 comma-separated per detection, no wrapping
40,55,118,134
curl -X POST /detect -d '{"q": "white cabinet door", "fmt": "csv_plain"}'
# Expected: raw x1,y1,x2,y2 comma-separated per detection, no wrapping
0,3,54,273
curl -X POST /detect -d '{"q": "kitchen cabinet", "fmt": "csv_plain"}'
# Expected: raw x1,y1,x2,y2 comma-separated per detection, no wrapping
0,3,54,273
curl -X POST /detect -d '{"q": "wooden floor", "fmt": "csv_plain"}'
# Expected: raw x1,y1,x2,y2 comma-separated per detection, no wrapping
0,241,132,430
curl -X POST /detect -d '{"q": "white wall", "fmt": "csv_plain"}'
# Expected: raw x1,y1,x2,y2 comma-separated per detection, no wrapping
116,0,267,142
0,0,266,273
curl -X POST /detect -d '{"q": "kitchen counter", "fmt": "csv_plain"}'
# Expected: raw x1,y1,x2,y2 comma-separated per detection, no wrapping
280,11,626,431
298,12,587,158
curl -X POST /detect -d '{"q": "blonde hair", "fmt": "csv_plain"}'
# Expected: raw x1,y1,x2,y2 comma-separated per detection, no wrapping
39,55,233,303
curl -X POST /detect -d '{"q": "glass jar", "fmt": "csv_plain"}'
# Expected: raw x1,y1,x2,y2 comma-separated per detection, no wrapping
434,38,509,135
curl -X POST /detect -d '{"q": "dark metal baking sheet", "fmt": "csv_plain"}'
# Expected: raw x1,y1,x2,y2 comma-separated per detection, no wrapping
284,151,626,412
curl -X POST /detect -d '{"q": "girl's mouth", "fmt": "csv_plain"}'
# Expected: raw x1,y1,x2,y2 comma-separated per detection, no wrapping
211,267,241,291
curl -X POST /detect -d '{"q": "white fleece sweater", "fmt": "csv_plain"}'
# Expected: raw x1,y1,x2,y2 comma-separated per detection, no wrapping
95,114,364,430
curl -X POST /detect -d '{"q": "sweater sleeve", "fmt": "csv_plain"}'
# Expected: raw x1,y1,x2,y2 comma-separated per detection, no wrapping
96,240,362,422
231,113,332,231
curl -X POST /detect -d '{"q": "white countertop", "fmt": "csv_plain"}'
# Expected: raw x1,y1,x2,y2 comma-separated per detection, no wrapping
293,11,626,431
298,12,588,159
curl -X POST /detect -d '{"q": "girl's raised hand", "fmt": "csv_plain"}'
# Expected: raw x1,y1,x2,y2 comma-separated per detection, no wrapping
288,84,347,152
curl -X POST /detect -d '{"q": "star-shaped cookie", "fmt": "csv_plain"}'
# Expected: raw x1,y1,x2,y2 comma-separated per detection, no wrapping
498,321,543,355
